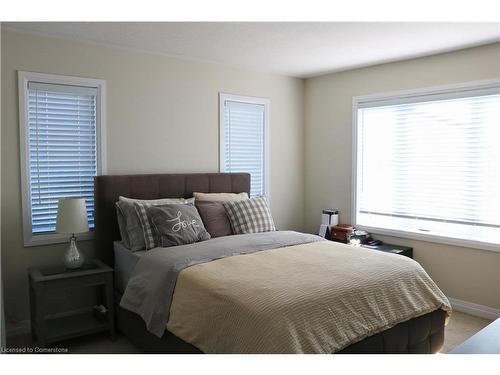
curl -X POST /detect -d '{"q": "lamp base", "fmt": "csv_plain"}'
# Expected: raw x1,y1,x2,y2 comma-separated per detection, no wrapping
64,235,85,269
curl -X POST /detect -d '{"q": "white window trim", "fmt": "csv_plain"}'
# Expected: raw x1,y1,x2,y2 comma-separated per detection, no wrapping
351,78,500,253
219,92,270,198
18,71,107,247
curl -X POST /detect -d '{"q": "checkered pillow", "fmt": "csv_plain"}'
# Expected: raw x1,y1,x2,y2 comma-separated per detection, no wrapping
223,197,276,234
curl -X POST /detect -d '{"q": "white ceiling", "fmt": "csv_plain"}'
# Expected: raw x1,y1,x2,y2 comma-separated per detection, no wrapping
3,22,500,78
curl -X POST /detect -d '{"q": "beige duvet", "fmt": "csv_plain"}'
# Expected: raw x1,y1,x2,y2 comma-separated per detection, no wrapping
167,240,451,353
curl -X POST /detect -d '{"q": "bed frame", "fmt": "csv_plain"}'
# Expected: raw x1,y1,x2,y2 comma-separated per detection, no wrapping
94,172,446,354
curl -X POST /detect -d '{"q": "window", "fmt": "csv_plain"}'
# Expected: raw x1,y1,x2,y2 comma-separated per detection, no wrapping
353,79,500,251
219,93,269,197
18,72,106,246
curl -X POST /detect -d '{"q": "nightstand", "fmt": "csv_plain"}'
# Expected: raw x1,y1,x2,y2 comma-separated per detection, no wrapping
28,259,115,347
360,243,413,258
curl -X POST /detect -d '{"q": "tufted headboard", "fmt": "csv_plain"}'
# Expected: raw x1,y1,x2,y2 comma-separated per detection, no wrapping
93,173,250,265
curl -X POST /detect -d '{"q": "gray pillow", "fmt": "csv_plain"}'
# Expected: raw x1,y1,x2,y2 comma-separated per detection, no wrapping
115,200,147,251
116,205,131,248
116,197,195,251
148,204,211,247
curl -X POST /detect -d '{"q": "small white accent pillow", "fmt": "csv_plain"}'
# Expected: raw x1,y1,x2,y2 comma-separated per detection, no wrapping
119,196,194,205
193,192,249,202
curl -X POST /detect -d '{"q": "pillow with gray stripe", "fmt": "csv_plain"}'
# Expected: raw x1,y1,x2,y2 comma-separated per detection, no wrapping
223,197,276,234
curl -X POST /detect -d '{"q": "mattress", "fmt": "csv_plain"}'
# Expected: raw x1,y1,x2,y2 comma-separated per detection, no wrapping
114,241,146,293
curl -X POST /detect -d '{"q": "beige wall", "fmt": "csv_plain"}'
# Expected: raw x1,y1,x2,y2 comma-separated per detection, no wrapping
304,43,500,309
1,30,305,324
2,29,499,329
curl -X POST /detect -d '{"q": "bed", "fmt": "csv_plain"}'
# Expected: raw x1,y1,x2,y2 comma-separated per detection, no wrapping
94,172,450,354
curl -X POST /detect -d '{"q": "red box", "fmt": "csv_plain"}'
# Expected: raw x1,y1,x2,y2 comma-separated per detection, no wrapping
330,224,354,243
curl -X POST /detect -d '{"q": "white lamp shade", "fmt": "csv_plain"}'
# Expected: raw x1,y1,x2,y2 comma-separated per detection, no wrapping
56,198,89,234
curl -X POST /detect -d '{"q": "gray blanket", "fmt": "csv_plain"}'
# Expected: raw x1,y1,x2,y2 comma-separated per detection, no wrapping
120,231,323,337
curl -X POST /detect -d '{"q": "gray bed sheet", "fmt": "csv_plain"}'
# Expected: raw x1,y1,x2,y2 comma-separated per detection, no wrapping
113,241,147,293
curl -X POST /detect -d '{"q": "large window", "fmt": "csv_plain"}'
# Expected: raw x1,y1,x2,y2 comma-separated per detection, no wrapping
18,72,106,246
219,93,269,197
353,80,500,250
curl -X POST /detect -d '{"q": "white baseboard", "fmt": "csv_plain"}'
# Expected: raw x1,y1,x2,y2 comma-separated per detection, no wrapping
449,297,500,320
5,320,30,338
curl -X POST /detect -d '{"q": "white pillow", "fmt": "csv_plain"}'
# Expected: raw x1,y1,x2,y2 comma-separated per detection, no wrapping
119,196,194,205
193,192,248,202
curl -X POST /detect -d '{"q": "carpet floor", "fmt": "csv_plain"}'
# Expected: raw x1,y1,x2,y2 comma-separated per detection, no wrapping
6,311,492,354
439,311,492,353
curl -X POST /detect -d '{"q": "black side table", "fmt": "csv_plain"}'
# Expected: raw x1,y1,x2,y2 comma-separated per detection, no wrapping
360,243,413,258
28,258,115,347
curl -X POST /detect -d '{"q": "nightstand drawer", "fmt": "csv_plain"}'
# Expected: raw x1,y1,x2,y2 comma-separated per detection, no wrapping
35,273,112,290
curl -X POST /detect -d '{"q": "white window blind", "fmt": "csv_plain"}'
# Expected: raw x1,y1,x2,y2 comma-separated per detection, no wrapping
221,96,268,197
28,82,98,234
355,84,500,246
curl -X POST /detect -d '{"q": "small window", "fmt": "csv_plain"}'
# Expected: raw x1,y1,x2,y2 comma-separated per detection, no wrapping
219,93,269,197
353,80,500,249
18,72,106,246
219,94,269,197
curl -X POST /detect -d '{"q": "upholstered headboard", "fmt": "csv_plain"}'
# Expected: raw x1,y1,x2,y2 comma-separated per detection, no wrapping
94,173,251,265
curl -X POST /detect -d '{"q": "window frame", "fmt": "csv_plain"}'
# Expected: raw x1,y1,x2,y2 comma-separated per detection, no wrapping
18,71,107,247
219,92,270,198
352,78,500,253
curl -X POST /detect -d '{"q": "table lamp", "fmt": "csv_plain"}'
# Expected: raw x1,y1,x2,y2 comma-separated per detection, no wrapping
56,197,89,269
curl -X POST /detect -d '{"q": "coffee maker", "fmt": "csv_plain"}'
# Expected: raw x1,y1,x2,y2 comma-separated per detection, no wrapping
318,209,339,238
